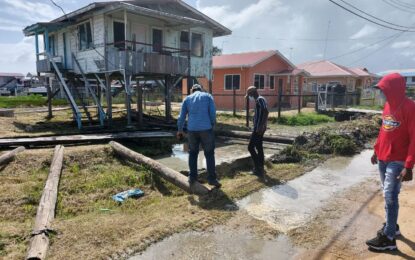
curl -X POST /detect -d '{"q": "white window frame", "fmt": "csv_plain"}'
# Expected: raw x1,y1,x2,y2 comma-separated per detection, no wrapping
224,74,241,91
190,31,204,58
77,19,94,51
254,74,265,90
151,26,164,53
269,74,278,90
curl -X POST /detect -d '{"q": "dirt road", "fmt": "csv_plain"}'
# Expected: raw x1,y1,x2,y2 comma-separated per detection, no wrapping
301,181,415,259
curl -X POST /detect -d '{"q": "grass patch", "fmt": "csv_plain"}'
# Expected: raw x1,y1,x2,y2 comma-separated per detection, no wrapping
351,105,384,111
0,95,67,108
272,112,334,126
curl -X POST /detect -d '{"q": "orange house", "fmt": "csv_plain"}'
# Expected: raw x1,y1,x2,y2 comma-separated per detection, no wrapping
208,50,309,110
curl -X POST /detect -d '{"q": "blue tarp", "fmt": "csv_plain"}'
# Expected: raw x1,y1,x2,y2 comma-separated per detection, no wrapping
112,189,144,203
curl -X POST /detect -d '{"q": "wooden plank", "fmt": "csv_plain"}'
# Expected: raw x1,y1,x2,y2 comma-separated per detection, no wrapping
0,146,25,166
0,131,174,148
216,130,295,145
110,141,211,195
26,145,64,260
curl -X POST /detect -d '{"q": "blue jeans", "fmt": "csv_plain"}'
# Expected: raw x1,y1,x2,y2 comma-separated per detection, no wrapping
378,160,404,238
188,129,217,182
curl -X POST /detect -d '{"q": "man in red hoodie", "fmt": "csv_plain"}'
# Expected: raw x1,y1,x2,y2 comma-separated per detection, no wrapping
366,73,415,251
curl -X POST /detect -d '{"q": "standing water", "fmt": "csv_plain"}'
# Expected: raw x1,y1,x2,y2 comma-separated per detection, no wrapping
131,150,378,260
238,150,378,233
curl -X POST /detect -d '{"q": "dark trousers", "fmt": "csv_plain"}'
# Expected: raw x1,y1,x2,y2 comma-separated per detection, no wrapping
187,129,217,182
248,132,264,170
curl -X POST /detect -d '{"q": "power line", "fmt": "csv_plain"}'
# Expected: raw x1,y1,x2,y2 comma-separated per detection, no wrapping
226,34,397,42
381,0,415,13
329,0,415,32
337,0,415,29
389,0,415,10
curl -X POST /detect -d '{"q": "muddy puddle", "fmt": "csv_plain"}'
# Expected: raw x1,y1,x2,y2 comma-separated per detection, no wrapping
238,150,377,233
131,150,377,260
156,141,281,172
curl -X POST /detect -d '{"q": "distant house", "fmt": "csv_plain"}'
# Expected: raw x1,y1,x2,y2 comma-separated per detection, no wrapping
0,73,25,96
378,69,415,88
23,0,231,128
207,50,309,110
297,60,378,93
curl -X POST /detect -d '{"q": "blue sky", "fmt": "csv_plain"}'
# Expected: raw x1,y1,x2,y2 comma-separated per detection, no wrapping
0,0,414,74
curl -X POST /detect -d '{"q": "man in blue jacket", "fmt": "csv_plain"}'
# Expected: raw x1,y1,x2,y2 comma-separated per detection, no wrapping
177,84,221,188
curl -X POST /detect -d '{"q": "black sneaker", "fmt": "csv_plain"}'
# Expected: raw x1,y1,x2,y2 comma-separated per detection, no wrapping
366,231,397,251
250,167,264,177
208,179,222,188
377,223,401,236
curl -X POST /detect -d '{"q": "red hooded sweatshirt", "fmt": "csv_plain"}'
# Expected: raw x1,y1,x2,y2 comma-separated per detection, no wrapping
374,73,415,169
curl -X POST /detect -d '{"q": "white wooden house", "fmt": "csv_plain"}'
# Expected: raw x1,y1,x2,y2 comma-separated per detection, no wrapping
23,0,231,129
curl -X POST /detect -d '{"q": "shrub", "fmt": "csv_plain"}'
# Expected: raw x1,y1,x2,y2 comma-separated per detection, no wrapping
273,113,334,126
328,135,357,155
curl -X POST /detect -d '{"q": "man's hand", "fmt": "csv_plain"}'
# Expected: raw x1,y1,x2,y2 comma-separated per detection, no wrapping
399,168,413,182
176,131,184,140
371,153,378,165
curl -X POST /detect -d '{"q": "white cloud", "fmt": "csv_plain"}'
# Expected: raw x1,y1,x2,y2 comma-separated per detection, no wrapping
0,37,36,73
199,0,287,30
391,41,412,49
350,25,377,39
2,0,61,21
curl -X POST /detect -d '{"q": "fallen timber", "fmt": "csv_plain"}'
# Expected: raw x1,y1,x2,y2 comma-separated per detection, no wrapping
216,130,295,144
0,131,174,148
0,146,25,166
26,145,64,260
110,141,211,195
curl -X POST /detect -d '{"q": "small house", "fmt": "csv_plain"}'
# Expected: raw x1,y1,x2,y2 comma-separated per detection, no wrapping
23,0,231,128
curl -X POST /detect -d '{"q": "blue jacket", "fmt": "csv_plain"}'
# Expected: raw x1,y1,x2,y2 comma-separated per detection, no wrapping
177,91,216,132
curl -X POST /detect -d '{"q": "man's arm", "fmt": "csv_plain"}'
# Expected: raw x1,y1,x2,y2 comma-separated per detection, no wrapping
208,95,216,128
404,107,415,169
256,98,268,134
177,99,188,132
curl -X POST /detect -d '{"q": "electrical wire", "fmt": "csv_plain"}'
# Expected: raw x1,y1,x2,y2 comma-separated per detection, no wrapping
381,0,415,13
337,0,415,29
329,0,415,32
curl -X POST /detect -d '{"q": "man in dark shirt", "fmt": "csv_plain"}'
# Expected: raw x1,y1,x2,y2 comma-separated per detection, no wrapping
246,86,269,177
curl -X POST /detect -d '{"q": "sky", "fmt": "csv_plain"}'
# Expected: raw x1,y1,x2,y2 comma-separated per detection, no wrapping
0,0,414,74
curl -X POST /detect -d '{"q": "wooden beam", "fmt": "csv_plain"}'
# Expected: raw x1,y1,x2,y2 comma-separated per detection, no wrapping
0,146,25,166
0,131,174,148
216,130,295,145
110,141,211,195
26,145,64,260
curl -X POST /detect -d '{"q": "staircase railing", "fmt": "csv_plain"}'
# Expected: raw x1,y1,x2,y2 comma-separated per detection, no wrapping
46,53,82,129
72,54,106,126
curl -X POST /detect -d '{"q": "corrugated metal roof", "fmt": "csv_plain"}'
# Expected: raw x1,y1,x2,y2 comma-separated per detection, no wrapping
213,50,295,69
297,60,358,77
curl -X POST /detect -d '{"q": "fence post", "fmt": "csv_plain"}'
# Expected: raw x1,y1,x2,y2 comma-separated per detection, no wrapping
233,87,236,116
278,85,283,119
245,95,249,128
297,90,301,114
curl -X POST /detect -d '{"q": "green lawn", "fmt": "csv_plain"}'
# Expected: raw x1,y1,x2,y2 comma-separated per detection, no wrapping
0,95,67,108
272,112,334,126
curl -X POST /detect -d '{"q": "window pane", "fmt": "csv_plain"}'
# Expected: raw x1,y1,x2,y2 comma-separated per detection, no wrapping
113,22,125,49
152,29,163,52
191,33,203,57
225,75,232,90
86,22,92,49
259,75,265,89
79,24,86,50
180,31,189,54
254,75,260,88
233,75,240,90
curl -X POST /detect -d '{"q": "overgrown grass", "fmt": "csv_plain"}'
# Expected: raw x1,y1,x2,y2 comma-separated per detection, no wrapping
351,104,384,111
272,112,334,126
0,95,67,108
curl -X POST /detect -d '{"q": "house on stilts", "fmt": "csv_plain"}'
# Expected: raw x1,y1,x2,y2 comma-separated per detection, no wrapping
23,0,231,129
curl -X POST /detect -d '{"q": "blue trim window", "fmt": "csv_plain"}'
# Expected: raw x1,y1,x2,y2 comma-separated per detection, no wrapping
78,22,92,50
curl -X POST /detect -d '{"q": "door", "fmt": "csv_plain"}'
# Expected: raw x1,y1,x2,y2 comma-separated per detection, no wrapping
131,23,147,52
152,28,163,52
113,22,125,49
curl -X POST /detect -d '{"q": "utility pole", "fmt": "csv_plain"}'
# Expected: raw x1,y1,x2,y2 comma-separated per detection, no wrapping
323,20,331,60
